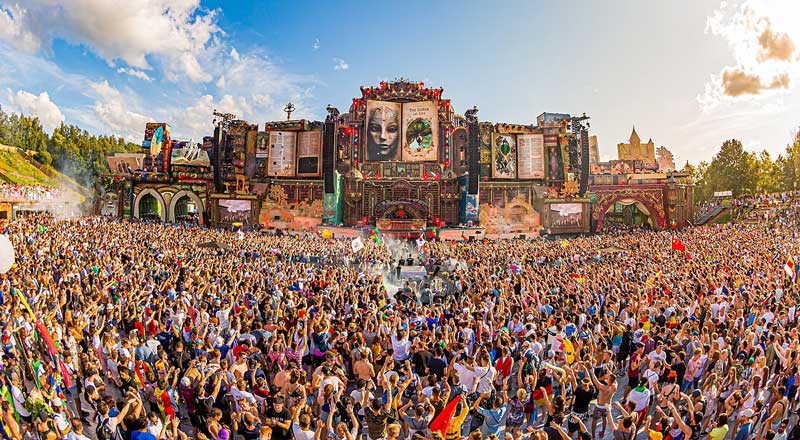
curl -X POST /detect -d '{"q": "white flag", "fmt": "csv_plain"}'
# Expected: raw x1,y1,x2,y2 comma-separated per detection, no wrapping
351,237,365,253
416,237,426,249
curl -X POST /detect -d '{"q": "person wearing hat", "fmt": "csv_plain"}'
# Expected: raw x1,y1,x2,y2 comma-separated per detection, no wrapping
733,408,755,440
263,396,291,440
50,398,71,439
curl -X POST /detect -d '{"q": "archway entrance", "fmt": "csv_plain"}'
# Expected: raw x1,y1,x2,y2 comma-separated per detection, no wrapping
133,188,167,221
601,199,654,231
138,194,162,220
168,190,205,224
174,197,196,221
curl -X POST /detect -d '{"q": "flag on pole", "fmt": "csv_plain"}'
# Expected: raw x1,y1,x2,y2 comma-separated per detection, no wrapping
429,395,464,439
784,256,796,282
671,237,686,252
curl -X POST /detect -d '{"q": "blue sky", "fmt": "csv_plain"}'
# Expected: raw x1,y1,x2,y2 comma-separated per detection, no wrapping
1,0,799,165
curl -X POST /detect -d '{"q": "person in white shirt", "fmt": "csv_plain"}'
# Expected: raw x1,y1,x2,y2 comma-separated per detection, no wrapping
391,320,411,362
648,344,667,364
9,376,30,422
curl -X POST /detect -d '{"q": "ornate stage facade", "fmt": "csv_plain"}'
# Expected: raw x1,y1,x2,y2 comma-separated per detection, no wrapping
101,79,694,235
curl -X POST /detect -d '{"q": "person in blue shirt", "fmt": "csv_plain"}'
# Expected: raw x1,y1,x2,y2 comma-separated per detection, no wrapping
472,389,509,439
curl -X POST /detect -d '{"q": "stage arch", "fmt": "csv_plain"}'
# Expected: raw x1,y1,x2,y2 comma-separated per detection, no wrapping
133,188,167,221
168,190,205,223
592,186,666,232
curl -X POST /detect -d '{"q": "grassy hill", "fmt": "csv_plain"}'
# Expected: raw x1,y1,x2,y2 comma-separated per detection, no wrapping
0,144,90,200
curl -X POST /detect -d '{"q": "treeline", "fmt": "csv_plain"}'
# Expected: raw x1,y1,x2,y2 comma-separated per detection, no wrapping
0,109,139,187
687,130,800,203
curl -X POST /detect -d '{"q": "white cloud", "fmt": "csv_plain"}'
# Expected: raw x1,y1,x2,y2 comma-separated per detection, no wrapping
116,67,153,81
0,0,223,83
312,38,320,51
700,0,799,110
333,57,349,71
170,94,251,141
0,3,40,52
4,88,65,132
87,80,153,141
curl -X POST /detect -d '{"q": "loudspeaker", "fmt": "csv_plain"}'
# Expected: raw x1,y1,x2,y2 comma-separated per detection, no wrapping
467,122,480,194
323,120,335,193
580,129,590,195
212,126,224,193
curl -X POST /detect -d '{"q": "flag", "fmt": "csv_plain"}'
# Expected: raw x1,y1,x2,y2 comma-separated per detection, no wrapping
58,357,73,389
671,238,686,252
351,237,365,253
429,395,464,439
570,273,585,283
37,225,48,233
14,288,35,319
784,256,796,281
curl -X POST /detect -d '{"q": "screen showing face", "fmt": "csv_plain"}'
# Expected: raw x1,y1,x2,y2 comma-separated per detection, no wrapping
365,101,401,161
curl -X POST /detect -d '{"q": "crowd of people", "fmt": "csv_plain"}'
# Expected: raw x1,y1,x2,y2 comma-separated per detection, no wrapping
0,184,61,202
0,203,799,440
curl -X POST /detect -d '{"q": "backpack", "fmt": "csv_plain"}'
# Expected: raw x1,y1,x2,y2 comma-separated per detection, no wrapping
96,416,114,440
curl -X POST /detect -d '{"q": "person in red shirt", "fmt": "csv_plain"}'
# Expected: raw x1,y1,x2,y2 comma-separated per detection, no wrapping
493,346,514,388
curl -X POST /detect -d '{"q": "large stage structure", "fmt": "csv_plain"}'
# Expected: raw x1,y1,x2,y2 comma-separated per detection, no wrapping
100,79,694,236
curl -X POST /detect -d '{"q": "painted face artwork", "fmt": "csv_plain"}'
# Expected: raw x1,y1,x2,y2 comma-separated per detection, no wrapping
366,105,400,161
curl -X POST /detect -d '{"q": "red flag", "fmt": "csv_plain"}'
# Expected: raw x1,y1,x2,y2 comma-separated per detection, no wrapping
58,357,73,388
429,395,464,438
35,321,57,357
671,238,686,252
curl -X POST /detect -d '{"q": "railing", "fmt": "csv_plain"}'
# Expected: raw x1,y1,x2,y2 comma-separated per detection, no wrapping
694,205,726,225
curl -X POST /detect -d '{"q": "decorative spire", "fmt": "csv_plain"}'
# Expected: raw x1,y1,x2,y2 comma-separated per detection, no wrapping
630,126,640,144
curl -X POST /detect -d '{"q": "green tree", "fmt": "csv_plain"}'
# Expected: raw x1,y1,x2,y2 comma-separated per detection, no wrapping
755,150,782,194
781,130,800,191
703,139,757,198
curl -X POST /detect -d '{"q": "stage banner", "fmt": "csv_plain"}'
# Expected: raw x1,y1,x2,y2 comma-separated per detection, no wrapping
479,123,493,165
401,101,439,162
245,127,257,178
365,100,402,161
256,132,269,158
492,133,517,179
268,131,297,177
296,131,322,177
517,133,545,179
547,143,565,181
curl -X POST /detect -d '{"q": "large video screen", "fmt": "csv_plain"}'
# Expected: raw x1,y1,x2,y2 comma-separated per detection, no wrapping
517,133,545,179
549,203,584,228
492,133,517,179
219,199,252,224
364,100,438,162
